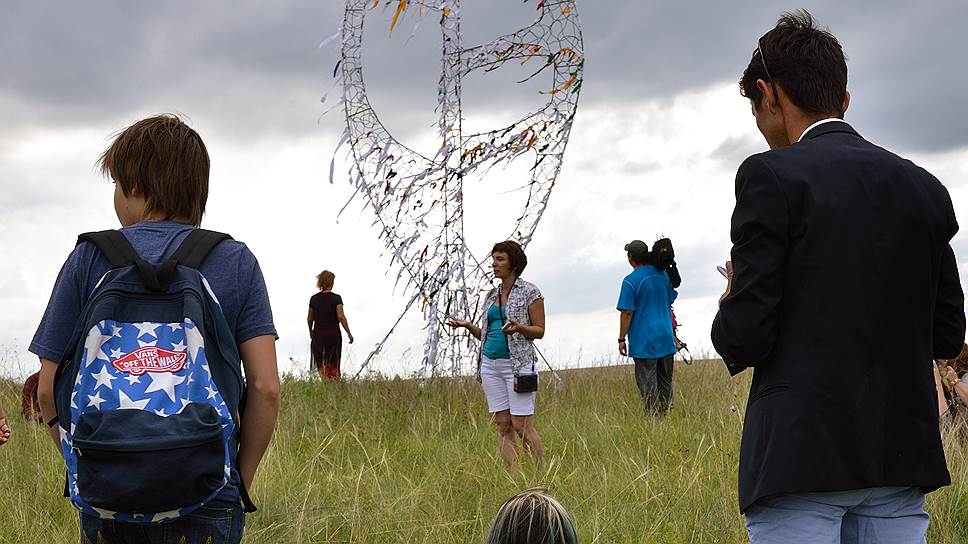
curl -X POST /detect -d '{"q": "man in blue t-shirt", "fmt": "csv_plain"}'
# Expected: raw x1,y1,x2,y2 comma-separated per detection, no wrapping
32,115,279,543
616,240,678,415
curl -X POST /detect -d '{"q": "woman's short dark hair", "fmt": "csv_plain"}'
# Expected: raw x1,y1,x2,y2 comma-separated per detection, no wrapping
492,240,528,276
739,10,848,117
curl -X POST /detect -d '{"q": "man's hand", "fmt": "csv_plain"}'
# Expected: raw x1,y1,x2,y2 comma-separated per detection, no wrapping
0,417,10,445
618,339,628,357
719,261,734,304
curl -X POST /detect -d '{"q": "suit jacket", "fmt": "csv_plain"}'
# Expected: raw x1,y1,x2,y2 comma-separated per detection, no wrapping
711,121,966,512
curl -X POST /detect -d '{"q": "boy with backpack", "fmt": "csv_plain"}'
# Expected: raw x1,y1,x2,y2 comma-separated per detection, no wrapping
32,114,279,543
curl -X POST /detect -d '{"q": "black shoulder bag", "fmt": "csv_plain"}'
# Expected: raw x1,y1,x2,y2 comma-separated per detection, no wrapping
499,287,538,393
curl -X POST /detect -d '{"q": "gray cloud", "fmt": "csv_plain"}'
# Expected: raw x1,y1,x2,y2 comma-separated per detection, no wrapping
708,134,764,171
1,1,966,154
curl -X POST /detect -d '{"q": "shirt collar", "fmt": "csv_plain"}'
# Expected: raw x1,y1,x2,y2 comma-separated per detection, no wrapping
797,118,847,143
489,277,522,301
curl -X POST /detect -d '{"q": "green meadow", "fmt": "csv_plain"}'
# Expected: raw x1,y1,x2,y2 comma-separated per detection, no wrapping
3,362,967,543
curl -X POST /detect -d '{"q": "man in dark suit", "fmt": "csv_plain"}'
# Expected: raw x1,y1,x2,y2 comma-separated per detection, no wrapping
711,10,965,543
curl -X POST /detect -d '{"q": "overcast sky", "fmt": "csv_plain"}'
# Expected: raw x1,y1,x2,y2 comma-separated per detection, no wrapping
2,1,967,379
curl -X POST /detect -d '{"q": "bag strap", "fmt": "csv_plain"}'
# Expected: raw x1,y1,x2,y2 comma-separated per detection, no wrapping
168,229,232,270
77,230,139,268
167,228,253,512
154,229,231,285
78,228,231,292
77,230,167,292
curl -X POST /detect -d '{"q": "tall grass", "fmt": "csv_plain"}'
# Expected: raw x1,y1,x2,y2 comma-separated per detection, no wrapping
2,362,966,543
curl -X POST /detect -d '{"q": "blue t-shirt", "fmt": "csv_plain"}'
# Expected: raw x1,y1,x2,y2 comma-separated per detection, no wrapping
483,304,510,359
616,265,678,359
29,220,277,505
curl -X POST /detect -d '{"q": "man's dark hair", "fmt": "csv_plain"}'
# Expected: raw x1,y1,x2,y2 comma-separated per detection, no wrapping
628,250,650,266
626,241,650,266
492,240,528,276
740,10,848,117
98,114,210,226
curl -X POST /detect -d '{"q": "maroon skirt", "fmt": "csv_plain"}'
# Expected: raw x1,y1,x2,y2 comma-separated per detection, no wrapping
311,328,342,369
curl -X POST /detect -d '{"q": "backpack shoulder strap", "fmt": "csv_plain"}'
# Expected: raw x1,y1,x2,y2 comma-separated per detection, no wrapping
77,230,169,291
168,229,232,270
77,230,140,269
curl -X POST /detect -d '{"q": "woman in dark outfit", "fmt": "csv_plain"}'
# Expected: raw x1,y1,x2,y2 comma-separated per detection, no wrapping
308,270,354,380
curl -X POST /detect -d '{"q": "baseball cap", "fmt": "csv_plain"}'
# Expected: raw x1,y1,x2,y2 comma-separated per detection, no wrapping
624,240,649,254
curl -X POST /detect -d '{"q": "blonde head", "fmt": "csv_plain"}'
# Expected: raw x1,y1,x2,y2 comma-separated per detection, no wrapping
316,270,335,291
485,488,577,544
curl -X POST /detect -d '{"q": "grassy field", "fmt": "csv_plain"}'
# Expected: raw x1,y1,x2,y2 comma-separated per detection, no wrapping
2,361,967,543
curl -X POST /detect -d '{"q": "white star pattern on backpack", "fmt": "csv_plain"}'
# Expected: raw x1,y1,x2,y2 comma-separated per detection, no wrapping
63,318,235,522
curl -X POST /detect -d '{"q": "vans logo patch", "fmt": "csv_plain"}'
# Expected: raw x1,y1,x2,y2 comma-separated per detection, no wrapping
112,346,188,375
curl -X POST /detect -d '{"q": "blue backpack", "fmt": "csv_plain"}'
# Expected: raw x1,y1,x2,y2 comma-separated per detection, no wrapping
53,229,256,523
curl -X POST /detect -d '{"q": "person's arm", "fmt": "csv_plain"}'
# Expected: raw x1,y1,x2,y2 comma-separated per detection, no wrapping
710,156,789,375
336,304,354,344
954,381,968,407
935,364,951,416
38,358,61,451
946,367,968,407
616,279,636,357
447,317,483,340
31,246,90,453
618,311,633,357
505,299,545,340
307,307,314,336
0,398,9,445
237,335,280,490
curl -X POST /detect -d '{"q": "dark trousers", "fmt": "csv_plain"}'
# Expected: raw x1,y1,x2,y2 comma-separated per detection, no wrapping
633,355,674,414
80,503,244,544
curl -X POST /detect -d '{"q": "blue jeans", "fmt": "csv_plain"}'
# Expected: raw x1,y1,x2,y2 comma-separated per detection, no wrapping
80,502,245,544
745,487,929,544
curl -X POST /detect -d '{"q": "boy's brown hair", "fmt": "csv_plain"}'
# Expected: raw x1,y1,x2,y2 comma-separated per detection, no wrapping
98,114,210,226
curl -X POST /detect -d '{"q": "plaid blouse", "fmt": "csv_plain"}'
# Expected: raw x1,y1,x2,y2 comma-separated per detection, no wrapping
476,278,544,374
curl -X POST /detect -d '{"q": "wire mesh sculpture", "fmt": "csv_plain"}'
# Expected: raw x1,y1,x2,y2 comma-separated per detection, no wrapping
329,0,583,378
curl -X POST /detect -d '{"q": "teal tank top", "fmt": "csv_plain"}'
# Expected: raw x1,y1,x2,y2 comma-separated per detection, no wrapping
483,304,510,359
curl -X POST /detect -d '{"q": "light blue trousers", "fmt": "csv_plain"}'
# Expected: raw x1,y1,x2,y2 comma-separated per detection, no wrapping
745,487,929,544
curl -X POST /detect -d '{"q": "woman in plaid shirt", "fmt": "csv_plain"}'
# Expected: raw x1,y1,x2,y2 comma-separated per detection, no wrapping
449,241,546,467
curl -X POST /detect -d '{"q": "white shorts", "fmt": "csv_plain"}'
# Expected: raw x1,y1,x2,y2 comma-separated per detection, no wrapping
480,356,536,416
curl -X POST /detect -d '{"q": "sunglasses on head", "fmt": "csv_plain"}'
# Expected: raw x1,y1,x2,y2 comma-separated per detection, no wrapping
755,37,779,104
